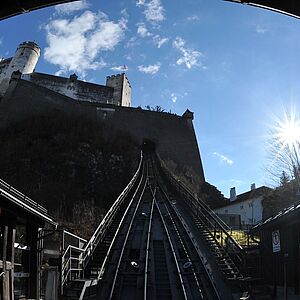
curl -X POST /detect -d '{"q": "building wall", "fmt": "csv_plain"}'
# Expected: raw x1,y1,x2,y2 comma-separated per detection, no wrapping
217,213,241,229
256,221,300,290
214,196,263,227
0,58,12,80
0,78,205,183
0,42,40,96
106,73,131,107
22,72,114,104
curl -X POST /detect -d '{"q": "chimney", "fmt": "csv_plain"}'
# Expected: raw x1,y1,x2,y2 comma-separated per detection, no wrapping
251,183,256,191
230,187,236,201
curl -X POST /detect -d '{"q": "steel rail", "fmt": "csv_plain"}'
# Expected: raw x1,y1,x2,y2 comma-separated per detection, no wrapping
156,155,243,257
156,187,205,299
108,164,149,300
61,153,143,291
144,185,155,300
150,157,221,299
158,184,221,299
98,161,146,281
153,194,188,300
158,183,221,300
156,156,232,232
82,152,143,267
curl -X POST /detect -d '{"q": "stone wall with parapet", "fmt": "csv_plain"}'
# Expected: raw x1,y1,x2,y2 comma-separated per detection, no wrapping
22,72,114,104
0,78,205,183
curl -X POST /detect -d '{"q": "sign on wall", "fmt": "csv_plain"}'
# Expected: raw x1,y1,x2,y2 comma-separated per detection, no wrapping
272,230,281,253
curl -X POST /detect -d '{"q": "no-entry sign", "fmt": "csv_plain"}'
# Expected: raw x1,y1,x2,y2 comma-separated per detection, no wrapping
272,230,281,253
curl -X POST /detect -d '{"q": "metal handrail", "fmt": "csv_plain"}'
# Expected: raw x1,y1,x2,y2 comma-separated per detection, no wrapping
156,156,244,255
82,151,143,267
108,173,148,299
61,245,84,289
61,151,144,291
156,159,232,231
0,179,57,225
0,178,47,213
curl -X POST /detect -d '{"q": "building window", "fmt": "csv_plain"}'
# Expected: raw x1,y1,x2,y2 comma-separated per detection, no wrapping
225,209,228,214
240,205,243,210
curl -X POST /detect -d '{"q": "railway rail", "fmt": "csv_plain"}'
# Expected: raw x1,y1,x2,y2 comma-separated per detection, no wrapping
63,152,243,299
93,155,220,299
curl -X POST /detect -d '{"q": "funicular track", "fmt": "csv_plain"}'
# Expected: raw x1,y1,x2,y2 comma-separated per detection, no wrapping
94,154,220,300
63,152,239,299
154,155,247,297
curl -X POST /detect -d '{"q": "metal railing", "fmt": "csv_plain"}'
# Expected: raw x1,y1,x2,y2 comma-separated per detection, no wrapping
157,156,244,267
61,152,143,290
61,245,84,291
0,178,56,225
81,151,143,267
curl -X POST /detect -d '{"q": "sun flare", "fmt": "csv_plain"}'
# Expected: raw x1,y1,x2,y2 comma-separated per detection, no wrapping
273,110,300,150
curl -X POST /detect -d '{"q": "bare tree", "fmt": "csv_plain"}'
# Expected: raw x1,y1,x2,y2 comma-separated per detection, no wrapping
266,111,300,190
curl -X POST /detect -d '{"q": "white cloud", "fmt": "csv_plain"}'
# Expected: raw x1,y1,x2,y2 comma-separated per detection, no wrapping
136,0,146,6
153,35,168,48
137,0,165,23
171,93,177,103
55,0,90,14
256,25,267,34
172,37,203,69
44,10,126,76
213,152,233,165
145,0,165,23
111,65,128,72
137,22,152,37
187,15,200,22
138,63,160,74
125,37,138,48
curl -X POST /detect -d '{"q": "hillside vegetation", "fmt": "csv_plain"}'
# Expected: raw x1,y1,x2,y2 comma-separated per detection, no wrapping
0,112,139,238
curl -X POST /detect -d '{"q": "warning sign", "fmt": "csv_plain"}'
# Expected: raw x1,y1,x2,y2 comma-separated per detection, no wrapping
272,230,281,253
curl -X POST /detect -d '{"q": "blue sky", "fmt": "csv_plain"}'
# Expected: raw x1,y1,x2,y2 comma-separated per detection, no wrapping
1,0,300,197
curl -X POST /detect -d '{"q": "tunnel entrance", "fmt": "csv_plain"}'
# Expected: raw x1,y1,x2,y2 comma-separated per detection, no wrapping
142,139,156,154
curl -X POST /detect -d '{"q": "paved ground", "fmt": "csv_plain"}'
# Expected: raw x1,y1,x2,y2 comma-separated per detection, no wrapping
274,286,300,300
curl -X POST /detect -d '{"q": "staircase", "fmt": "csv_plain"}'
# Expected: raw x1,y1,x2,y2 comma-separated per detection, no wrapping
156,155,245,284
63,279,98,300
61,153,143,299
191,215,242,281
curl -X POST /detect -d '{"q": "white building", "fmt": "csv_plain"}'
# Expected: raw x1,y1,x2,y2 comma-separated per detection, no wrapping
214,184,272,229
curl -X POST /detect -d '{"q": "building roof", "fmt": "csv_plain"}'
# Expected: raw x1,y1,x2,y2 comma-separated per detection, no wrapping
251,199,300,233
225,0,300,19
0,178,57,226
216,186,272,209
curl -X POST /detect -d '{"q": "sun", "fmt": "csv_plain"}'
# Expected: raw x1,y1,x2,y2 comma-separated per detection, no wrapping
273,110,300,150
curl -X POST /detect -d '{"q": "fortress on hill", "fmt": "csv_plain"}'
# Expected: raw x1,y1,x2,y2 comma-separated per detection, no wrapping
0,41,205,184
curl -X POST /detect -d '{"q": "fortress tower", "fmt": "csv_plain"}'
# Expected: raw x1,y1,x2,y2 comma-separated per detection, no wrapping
106,73,131,107
0,41,40,96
